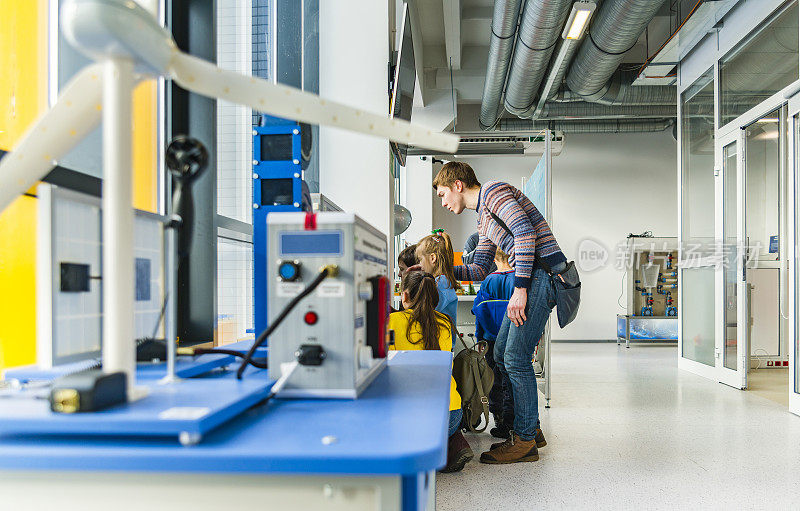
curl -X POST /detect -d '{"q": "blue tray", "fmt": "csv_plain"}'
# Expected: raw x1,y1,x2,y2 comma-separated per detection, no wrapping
0,369,273,445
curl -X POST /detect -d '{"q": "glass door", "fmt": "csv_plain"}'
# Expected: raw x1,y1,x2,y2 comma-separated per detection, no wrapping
678,69,718,380
788,96,800,416
716,129,748,389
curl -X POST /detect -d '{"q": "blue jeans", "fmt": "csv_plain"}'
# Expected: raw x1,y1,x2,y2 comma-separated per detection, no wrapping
485,340,513,425
448,408,463,437
493,267,556,441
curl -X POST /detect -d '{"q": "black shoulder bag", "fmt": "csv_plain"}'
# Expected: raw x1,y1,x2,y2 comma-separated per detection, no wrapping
489,211,581,328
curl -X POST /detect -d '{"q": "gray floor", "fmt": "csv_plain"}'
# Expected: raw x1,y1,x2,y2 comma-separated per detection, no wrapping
436,343,800,510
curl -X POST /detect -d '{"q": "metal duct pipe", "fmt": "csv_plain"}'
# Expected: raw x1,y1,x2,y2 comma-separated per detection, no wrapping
555,71,676,105
503,0,573,116
537,102,675,119
497,118,674,133
566,0,666,101
479,0,524,129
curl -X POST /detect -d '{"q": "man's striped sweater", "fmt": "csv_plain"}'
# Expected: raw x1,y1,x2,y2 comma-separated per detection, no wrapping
453,180,566,289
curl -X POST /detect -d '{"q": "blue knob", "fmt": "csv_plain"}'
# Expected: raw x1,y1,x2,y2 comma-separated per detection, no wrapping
278,261,300,281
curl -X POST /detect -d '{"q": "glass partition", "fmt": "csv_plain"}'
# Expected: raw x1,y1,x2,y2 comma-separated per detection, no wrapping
680,68,716,367
745,110,782,262
682,268,717,366
720,1,799,127
722,142,739,370
682,68,715,245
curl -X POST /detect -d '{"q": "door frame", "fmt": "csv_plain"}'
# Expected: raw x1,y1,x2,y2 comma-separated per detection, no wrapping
788,94,800,416
715,128,748,389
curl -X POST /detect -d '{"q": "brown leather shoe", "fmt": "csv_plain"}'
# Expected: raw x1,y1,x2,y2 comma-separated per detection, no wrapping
490,428,546,450
480,431,539,464
440,431,474,473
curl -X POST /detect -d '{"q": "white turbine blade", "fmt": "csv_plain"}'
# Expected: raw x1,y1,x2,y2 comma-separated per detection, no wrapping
168,52,460,153
0,64,104,212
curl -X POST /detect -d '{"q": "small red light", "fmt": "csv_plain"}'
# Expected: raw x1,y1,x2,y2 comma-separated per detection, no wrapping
304,311,318,325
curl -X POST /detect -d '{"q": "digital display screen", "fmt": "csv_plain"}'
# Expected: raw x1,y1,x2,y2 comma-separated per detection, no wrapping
280,231,342,255
261,178,293,206
260,134,293,161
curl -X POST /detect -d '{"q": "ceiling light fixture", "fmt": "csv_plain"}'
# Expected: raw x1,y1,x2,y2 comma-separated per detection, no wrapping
562,2,597,40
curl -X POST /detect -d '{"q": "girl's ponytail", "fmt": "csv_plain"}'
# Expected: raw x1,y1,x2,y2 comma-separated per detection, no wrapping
401,271,452,351
417,232,461,291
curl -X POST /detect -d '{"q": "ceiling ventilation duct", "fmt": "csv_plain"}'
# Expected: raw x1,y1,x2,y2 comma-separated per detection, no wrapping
479,0,524,129
537,101,675,119
555,70,675,105
566,0,671,104
503,0,573,117
497,118,674,133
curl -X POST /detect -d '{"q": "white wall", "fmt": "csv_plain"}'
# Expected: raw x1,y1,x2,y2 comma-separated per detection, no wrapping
421,131,678,340
403,156,435,244
319,0,390,239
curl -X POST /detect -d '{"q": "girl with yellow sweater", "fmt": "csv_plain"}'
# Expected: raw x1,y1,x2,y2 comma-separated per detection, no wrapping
388,271,473,473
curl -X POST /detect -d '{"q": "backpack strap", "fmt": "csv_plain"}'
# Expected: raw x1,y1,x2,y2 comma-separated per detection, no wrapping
466,357,490,433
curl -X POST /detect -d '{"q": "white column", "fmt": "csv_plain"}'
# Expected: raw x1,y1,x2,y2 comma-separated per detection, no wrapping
102,58,136,395
319,0,390,238
404,156,434,243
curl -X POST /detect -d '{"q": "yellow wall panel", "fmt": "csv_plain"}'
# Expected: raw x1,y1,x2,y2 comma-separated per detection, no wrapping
0,197,38,370
0,0,47,152
132,80,159,213
0,0,47,371
0,2,158,372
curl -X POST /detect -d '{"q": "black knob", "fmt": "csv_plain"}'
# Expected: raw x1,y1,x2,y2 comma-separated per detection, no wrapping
166,135,208,182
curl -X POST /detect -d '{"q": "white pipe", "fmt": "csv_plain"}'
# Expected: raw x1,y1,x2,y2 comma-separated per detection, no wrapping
102,57,137,396
160,224,179,383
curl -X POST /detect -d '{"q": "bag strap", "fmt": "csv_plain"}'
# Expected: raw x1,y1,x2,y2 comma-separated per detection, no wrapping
466,359,491,433
489,211,554,275
489,211,514,238
449,320,470,352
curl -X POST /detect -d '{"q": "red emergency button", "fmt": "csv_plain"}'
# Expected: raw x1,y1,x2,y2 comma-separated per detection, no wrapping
304,311,319,325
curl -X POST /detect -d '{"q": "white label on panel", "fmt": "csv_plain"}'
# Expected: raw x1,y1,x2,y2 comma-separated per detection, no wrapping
277,282,304,297
316,281,346,298
158,407,210,420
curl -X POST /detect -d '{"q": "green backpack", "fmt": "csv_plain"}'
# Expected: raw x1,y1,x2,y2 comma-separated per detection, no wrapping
452,332,494,433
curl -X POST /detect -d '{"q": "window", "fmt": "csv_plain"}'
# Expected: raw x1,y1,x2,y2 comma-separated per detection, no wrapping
719,1,799,126
214,0,270,341
681,68,715,245
217,237,254,344
217,0,255,224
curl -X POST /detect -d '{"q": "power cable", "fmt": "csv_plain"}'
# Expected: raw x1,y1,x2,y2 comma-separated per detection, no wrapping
236,265,338,379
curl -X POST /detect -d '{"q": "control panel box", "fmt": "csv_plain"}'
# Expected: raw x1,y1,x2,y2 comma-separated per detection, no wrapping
266,212,390,398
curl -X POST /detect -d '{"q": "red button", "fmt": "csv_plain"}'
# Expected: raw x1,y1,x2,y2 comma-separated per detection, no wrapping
304,311,318,325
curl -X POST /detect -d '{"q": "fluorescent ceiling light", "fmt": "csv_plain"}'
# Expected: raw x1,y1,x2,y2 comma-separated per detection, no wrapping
756,118,779,123
562,2,596,40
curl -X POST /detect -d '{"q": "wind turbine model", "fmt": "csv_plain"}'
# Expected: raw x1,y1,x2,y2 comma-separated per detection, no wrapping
0,0,460,397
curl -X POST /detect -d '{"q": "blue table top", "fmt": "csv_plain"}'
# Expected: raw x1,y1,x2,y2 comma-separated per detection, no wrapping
0,350,451,476
3,340,267,382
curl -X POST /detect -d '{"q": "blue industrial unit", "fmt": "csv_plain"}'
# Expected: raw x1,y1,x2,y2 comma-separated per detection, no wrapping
253,116,307,337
